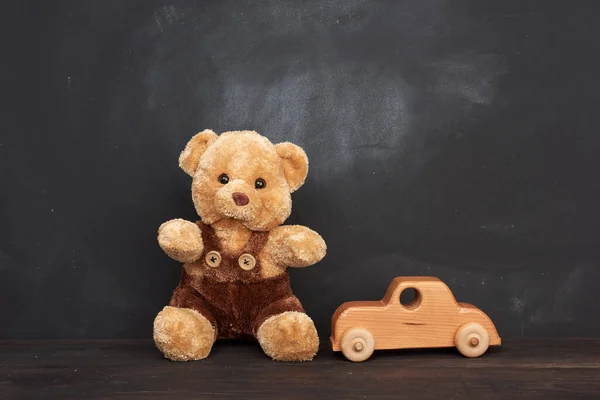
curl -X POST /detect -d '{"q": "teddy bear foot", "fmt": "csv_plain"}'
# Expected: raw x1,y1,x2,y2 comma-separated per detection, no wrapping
153,306,215,361
256,311,319,361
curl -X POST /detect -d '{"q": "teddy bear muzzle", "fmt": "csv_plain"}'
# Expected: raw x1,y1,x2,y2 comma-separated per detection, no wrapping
232,192,249,206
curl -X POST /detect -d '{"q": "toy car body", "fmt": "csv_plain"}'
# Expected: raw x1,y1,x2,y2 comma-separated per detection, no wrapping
330,276,501,362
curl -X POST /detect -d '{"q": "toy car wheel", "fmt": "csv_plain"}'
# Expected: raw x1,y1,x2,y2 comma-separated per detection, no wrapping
341,328,375,362
455,322,490,358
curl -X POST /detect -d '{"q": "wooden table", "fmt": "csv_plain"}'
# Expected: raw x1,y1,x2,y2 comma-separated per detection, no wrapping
2,339,599,399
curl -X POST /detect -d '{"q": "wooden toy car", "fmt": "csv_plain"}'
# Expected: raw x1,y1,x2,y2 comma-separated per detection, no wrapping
330,276,501,362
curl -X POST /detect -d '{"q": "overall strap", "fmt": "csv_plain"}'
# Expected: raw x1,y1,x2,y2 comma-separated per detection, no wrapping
243,230,270,257
196,220,219,251
193,220,271,282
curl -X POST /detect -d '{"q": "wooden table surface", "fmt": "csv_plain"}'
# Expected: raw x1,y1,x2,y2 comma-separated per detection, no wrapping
1,339,599,399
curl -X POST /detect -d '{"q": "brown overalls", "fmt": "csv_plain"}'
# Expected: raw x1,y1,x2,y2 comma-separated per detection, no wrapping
169,221,304,339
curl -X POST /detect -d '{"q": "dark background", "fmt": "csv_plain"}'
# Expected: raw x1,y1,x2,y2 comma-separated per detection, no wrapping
2,0,599,340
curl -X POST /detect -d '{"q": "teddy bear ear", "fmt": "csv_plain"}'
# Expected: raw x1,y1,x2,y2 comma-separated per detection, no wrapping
275,142,309,192
178,129,218,176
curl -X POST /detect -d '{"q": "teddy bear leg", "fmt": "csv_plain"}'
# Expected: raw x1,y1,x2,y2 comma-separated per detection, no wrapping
256,311,319,361
153,305,216,361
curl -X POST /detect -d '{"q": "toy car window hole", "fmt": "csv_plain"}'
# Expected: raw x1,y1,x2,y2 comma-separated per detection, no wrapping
399,287,421,310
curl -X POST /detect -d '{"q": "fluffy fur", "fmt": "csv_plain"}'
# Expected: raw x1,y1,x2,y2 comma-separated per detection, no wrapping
153,130,326,362
154,306,215,361
257,311,319,361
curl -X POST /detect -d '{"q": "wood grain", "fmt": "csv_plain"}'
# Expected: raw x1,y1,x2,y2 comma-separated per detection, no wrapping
1,339,599,399
331,277,501,358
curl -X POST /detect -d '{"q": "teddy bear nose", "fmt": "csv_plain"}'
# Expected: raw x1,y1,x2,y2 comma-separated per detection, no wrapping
232,192,250,206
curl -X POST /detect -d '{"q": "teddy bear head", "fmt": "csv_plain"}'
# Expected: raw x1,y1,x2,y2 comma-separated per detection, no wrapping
178,130,309,231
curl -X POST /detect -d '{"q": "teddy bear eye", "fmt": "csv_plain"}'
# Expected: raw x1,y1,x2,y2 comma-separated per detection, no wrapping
255,178,266,189
218,174,229,184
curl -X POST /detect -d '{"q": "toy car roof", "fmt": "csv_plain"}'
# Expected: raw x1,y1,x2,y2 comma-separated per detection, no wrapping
382,276,450,301
390,276,443,284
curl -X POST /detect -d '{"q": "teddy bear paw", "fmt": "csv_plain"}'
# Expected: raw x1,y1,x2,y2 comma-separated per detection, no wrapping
153,306,215,361
282,228,327,267
158,219,204,263
256,311,319,361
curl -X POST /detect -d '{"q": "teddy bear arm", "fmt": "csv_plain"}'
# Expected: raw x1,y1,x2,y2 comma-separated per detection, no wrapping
158,219,204,263
265,225,326,268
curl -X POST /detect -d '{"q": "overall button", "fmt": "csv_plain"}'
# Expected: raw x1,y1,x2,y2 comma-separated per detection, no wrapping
238,253,256,270
205,251,221,268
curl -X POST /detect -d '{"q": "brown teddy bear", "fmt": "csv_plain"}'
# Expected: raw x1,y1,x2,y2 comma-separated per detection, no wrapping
153,130,326,362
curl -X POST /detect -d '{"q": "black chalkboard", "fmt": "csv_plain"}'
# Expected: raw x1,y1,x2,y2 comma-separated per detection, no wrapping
1,0,599,339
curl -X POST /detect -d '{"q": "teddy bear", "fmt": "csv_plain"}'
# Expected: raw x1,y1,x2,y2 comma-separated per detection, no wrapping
153,129,327,362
